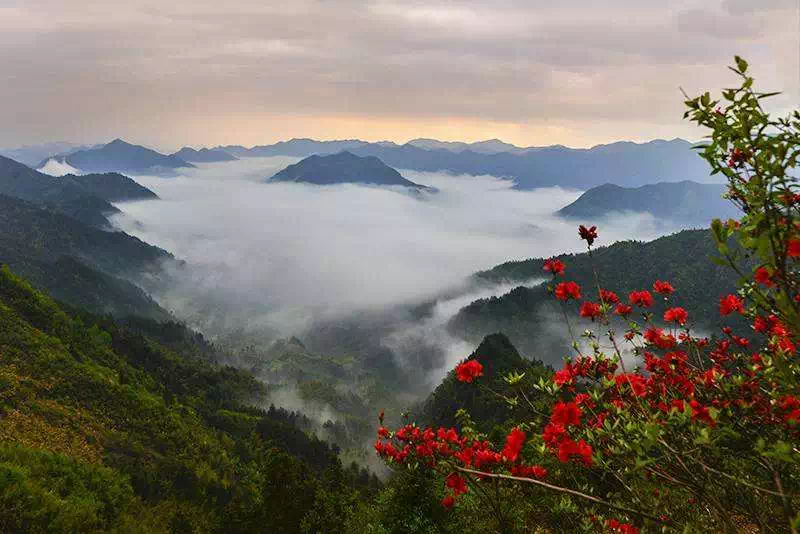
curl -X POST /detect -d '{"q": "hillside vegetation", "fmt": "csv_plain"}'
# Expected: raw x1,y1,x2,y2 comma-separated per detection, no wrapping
0,266,379,532
451,230,741,360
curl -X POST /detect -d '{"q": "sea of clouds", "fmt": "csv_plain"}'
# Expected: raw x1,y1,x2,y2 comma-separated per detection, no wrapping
110,157,672,380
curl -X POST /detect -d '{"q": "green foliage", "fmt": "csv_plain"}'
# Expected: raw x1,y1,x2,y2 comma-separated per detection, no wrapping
0,266,379,532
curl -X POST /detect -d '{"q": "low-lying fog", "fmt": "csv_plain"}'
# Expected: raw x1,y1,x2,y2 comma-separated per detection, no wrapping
112,157,670,376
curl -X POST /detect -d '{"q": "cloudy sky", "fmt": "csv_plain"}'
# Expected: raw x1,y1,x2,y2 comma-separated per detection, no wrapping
1,0,797,150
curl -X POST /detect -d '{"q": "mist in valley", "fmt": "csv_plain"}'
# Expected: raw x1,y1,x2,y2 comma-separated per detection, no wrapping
110,157,679,409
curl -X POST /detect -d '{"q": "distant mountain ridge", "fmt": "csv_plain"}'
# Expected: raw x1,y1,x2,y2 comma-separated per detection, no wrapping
558,180,739,225
172,147,238,163
0,141,94,167
213,137,711,190
267,151,429,189
40,139,194,175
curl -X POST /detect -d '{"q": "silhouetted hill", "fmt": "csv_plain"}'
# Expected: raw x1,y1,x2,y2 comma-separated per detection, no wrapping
41,139,194,174
418,333,551,432
173,147,238,162
268,151,428,188
559,180,738,225
0,155,157,227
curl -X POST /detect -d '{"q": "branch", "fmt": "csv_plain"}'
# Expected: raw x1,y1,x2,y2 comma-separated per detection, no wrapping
453,466,675,527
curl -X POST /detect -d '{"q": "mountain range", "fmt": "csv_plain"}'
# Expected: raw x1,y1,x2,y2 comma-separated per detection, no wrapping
172,146,238,163
22,136,715,190
214,137,712,190
558,180,739,225
267,151,429,189
40,139,194,175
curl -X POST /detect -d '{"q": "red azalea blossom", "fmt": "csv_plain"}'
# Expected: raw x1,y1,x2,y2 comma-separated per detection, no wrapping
653,280,675,295
628,290,654,308
445,472,468,495
441,495,455,509
557,438,593,466
754,266,775,287
789,239,800,258
663,306,689,325
543,258,566,276
727,147,749,168
501,428,526,462
599,288,620,304
644,327,677,349
579,301,602,320
553,365,573,387
455,360,483,383
554,281,582,301
551,401,582,427
578,225,598,246
614,303,633,317
719,294,745,316
511,464,547,478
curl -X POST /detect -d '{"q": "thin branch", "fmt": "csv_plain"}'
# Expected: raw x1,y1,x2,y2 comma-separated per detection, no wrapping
453,466,675,527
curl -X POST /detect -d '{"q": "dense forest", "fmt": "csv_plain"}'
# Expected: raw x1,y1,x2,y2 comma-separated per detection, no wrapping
0,266,381,532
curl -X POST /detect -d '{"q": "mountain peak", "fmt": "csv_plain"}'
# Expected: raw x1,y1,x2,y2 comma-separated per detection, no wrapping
267,151,429,189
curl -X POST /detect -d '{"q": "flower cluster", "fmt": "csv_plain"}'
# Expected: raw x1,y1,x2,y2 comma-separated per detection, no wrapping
374,422,547,508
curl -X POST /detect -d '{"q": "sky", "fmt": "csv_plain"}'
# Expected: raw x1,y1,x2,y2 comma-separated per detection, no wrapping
1,0,798,150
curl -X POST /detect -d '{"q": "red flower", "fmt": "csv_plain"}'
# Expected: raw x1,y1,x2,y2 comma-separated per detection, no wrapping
455,360,483,383
551,401,582,427
727,147,749,168
643,327,676,349
689,400,715,426
653,280,674,295
558,438,593,466
445,473,468,495
628,290,653,308
788,239,800,258
614,303,633,317
555,281,582,301
578,225,598,246
663,307,689,325
542,422,565,446
511,464,548,478
614,373,647,397
719,294,744,316
553,365,573,387
441,495,455,509
754,266,775,287
543,258,565,276
502,428,526,462
599,288,620,304
579,301,602,320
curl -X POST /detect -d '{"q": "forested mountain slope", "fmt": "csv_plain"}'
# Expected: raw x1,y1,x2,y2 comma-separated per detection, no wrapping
0,194,171,319
451,230,740,361
0,267,379,532
0,154,157,227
